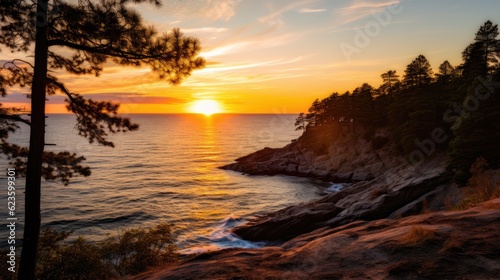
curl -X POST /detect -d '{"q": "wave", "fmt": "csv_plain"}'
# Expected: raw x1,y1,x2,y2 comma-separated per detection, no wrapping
44,211,156,228
179,215,266,255
326,183,350,193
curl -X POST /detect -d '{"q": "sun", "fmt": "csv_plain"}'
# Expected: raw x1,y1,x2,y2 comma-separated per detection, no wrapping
189,100,223,116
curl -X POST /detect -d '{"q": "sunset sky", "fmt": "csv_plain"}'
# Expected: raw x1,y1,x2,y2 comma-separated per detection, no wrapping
2,0,500,114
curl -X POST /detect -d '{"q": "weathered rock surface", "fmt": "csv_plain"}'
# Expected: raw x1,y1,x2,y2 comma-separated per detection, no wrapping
232,153,451,242
220,128,404,182
132,199,500,280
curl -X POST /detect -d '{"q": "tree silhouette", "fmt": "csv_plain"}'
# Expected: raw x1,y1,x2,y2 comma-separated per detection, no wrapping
0,0,205,278
437,60,455,83
380,70,400,95
351,83,375,126
474,20,499,72
403,55,434,88
294,113,307,131
461,21,499,79
462,42,488,79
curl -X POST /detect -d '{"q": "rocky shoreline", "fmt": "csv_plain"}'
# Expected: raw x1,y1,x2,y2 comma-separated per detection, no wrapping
220,128,456,243
133,199,500,280
133,129,500,279
220,127,407,182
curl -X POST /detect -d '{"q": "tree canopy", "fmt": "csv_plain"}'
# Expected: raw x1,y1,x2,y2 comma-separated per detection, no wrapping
295,20,500,184
403,54,434,88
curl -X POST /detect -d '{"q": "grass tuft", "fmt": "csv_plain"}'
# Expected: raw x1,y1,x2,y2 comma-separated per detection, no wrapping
399,226,440,246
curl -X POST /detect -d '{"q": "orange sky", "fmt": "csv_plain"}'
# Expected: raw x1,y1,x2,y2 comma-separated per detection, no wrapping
1,0,500,114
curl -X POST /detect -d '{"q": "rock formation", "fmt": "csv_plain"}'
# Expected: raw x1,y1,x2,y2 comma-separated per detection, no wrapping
132,199,500,280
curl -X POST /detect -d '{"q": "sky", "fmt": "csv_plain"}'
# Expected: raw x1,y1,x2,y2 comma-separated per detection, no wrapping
2,0,500,114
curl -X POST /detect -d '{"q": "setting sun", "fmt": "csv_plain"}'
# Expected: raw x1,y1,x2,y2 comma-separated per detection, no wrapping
189,100,223,116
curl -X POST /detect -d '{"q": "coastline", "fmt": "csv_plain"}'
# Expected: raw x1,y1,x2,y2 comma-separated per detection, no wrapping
133,127,500,279
132,199,500,280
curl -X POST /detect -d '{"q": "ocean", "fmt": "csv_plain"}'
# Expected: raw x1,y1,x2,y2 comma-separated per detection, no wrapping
0,114,329,253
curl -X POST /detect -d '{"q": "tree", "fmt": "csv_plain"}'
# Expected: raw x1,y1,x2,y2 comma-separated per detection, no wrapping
474,20,500,72
403,55,434,88
307,98,327,126
380,70,400,95
351,83,375,126
461,21,500,79
0,0,205,278
294,113,307,131
462,42,488,79
437,60,455,83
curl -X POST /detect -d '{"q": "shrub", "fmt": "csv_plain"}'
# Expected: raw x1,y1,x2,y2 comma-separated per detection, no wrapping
454,158,500,210
37,231,107,280
0,223,178,279
101,223,178,276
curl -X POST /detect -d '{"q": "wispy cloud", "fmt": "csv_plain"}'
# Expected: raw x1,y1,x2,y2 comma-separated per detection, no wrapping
334,0,401,26
198,56,303,75
298,8,327,13
258,0,319,24
200,42,251,58
182,27,228,34
165,0,242,21
8,92,186,105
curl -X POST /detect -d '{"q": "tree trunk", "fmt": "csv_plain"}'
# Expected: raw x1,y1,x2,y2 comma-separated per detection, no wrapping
18,0,48,278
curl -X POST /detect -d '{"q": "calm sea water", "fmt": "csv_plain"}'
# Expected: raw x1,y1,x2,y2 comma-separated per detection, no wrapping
0,114,328,253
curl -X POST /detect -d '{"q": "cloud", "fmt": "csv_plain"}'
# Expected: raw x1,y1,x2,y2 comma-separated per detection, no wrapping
1,92,186,105
335,0,401,26
82,93,186,104
182,27,228,34
165,0,242,21
205,0,242,21
298,8,327,13
180,56,306,88
259,0,317,24
200,42,251,58
200,57,303,74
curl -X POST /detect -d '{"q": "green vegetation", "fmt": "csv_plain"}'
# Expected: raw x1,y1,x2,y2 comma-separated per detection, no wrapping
295,20,500,184
0,223,177,280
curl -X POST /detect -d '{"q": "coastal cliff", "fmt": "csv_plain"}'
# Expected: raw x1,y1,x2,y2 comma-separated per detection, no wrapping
220,126,408,182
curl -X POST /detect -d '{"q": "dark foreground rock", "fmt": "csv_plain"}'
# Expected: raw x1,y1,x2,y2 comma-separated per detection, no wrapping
132,199,500,280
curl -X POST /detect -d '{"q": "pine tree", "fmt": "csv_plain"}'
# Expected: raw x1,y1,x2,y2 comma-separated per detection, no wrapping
380,70,400,95
0,0,205,277
403,55,434,88
437,60,455,83
474,20,500,72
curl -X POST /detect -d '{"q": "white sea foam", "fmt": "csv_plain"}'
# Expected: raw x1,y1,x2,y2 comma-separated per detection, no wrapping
326,183,350,193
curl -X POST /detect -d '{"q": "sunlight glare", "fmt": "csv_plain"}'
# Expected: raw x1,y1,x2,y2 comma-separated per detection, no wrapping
189,100,223,116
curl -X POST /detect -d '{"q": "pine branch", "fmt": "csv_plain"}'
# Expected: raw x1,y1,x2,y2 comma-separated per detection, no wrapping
1,141,91,185
47,77,139,147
